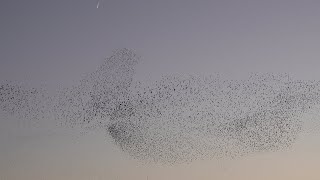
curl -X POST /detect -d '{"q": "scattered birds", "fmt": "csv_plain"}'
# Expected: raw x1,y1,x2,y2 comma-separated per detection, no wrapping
1,48,320,164
0,81,51,128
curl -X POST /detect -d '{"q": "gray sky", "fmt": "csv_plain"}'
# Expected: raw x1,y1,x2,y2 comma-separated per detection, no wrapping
1,0,320,179
2,0,320,86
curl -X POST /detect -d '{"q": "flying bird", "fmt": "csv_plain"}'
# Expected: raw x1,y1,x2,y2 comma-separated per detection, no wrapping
96,0,103,8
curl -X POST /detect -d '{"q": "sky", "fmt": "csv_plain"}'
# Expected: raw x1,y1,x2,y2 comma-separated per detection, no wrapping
1,0,320,179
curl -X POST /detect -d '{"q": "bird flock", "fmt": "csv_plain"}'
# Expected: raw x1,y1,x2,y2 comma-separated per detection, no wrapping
1,48,320,164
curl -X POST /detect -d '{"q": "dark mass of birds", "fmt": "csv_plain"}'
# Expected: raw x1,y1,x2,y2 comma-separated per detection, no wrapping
1,48,320,164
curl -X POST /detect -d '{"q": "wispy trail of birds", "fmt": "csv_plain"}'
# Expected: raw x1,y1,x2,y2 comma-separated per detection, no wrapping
1,48,320,164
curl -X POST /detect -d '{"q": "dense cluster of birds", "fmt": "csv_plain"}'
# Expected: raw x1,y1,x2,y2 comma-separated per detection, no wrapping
1,48,320,164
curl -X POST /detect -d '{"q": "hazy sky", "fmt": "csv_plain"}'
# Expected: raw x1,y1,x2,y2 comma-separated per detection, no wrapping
1,0,320,179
